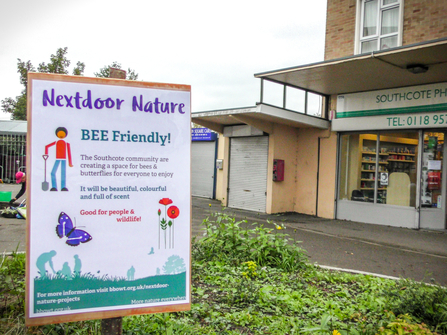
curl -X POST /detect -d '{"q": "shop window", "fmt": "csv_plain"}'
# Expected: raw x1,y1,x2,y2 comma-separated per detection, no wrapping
338,133,376,202
357,0,401,54
421,132,444,208
378,133,418,207
338,132,418,207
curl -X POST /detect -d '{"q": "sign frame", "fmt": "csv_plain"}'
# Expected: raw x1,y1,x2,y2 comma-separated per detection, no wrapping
26,73,192,326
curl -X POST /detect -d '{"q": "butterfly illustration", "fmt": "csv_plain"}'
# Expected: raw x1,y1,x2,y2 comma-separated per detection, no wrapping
56,212,92,246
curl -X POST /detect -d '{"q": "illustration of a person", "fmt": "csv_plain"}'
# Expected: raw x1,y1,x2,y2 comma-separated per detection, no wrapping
36,250,56,278
127,266,135,280
61,262,72,279
44,127,73,192
73,254,82,276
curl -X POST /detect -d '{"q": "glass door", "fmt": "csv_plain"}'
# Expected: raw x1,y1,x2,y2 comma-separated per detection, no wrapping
419,131,446,229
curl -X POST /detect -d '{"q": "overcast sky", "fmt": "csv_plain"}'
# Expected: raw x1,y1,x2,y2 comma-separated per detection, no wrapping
0,0,327,120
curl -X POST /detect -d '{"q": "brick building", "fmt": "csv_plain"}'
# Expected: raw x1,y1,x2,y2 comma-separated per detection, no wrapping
325,0,447,59
193,0,447,230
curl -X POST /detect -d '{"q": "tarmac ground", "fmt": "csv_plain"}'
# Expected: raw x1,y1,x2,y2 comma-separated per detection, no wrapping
192,197,447,286
1,183,446,285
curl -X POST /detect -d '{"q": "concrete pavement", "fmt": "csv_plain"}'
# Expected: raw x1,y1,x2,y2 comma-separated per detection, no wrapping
1,182,446,285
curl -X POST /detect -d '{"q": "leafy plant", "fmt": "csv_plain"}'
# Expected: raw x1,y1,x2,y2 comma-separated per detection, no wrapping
382,279,447,333
377,312,441,334
240,261,257,280
0,249,25,317
1,207,18,218
194,212,307,271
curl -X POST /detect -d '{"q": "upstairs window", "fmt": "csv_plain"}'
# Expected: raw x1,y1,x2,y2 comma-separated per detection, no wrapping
359,0,401,54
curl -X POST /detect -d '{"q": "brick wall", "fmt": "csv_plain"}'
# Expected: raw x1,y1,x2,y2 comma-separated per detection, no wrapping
324,0,357,60
324,0,447,61
403,0,447,45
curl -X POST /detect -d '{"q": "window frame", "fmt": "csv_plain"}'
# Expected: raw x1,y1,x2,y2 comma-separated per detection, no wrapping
354,0,404,54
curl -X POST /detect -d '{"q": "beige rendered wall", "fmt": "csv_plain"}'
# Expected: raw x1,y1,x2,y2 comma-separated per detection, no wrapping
317,130,338,218
266,124,299,214
214,125,337,219
294,128,337,218
215,124,299,213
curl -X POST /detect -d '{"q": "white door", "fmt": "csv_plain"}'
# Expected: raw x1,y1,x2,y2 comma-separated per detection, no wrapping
228,136,268,212
191,141,216,198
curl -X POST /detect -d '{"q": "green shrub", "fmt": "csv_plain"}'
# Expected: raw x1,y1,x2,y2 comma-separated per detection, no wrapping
382,279,447,334
193,212,307,272
377,312,441,335
0,250,25,318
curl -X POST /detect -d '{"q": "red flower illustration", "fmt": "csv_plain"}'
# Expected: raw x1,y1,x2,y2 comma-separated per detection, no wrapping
158,198,180,249
159,198,173,206
167,206,180,219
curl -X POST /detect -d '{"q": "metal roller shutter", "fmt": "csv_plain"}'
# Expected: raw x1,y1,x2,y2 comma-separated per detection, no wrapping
228,136,268,212
191,141,216,198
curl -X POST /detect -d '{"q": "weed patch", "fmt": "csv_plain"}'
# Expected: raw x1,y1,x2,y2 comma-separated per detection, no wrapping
194,212,308,272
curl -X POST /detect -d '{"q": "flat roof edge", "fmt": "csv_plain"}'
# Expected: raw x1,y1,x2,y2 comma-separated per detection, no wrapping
192,106,257,117
254,37,447,79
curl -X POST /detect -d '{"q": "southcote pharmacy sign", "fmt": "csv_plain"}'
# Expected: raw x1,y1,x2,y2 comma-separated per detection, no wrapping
333,82,447,131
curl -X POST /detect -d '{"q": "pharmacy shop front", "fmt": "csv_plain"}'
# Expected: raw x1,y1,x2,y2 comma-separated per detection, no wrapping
333,83,447,230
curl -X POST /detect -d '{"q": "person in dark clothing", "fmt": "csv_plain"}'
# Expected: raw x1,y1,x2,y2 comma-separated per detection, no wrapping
11,171,26,203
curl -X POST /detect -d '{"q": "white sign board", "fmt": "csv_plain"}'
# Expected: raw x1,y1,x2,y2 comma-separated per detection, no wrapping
337,82,447,118
26,73,191,326
428,160,442,171
332,111,447,131
334,82,447,131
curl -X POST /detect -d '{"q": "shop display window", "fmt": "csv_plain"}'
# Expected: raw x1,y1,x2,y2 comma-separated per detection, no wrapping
339,133,376,202
421,132,444,208
338,132,418,207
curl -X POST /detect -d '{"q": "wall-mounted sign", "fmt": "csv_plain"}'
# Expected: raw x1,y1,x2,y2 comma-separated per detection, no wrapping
191,128,217,141
337,82,447,119
332,110,447,131
26,73,191,326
